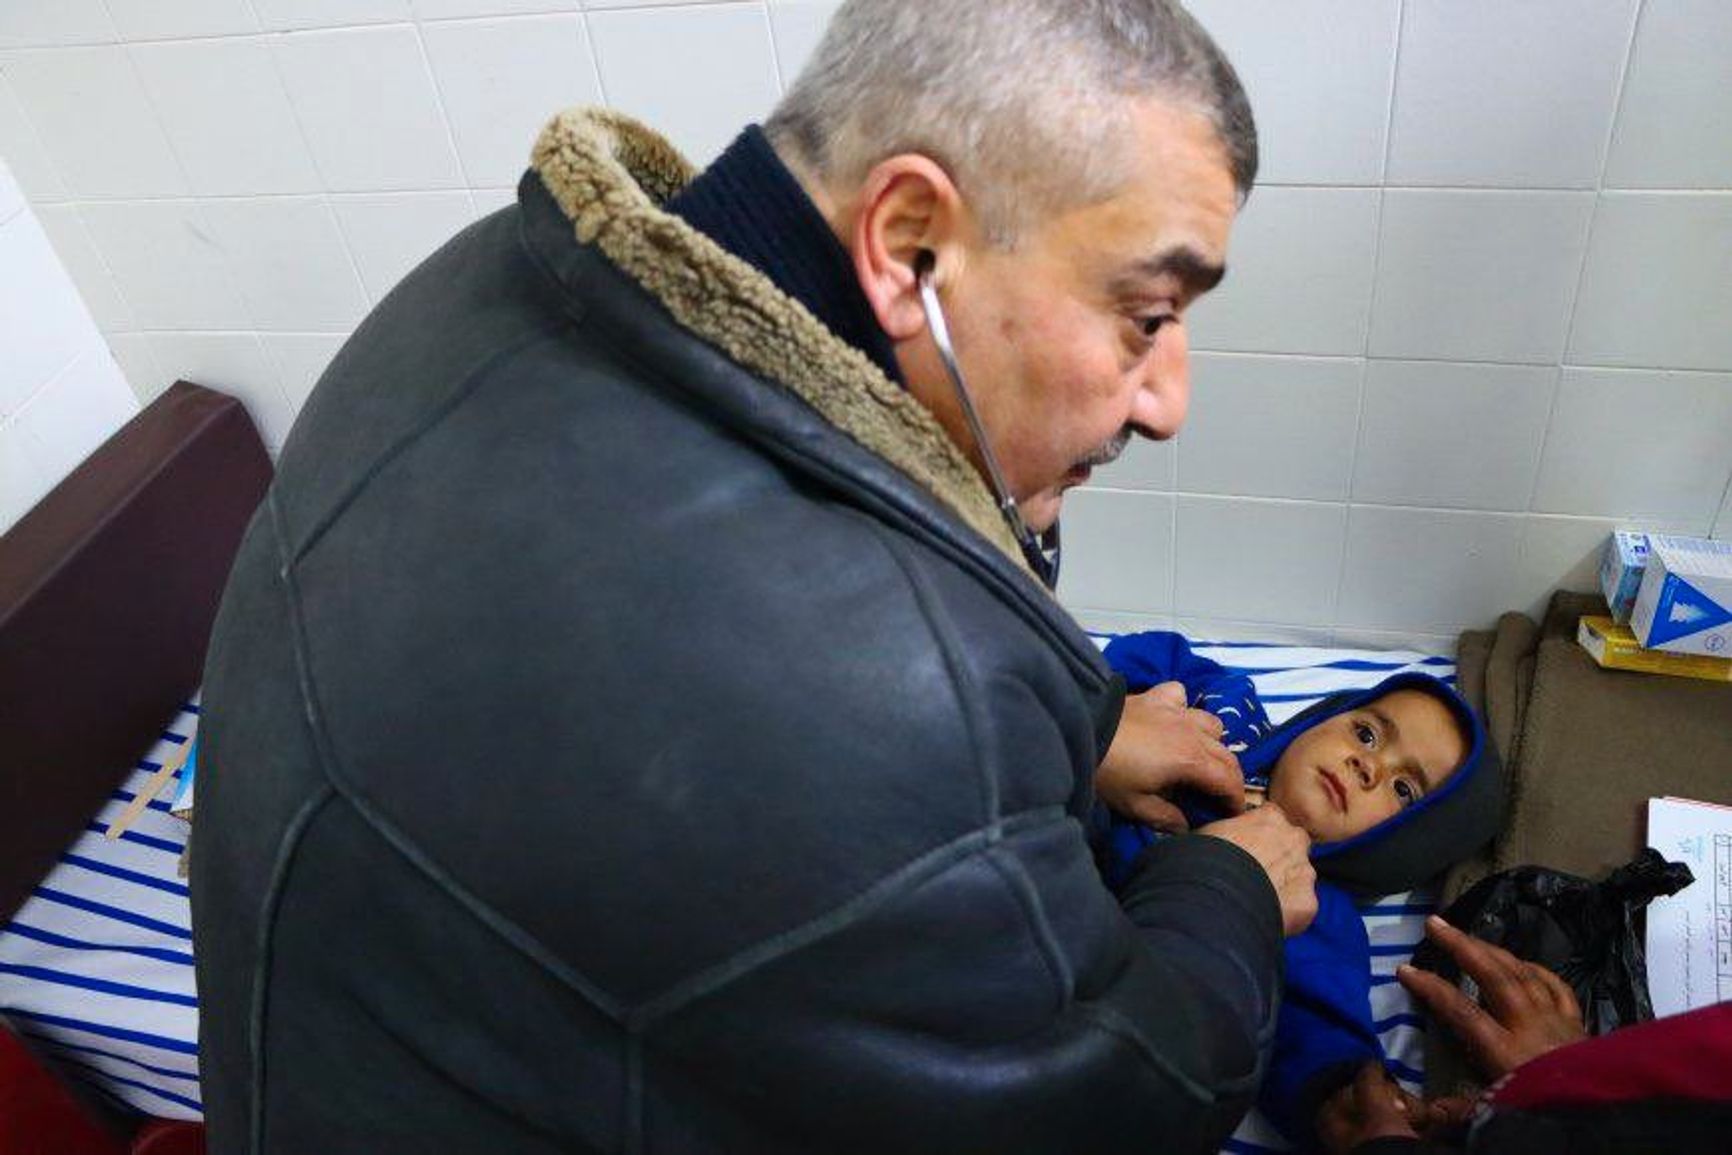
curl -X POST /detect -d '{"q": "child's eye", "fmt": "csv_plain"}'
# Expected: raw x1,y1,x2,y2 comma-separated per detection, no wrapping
1354,721,1376,747
1393,778,1420,807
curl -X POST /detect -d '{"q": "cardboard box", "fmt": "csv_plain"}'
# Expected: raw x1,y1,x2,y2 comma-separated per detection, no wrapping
1578,615,1732,682
1598,530,1650,624
1629,535,1732,657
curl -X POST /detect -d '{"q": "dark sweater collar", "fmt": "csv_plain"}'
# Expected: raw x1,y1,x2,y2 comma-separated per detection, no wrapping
666,125,903,387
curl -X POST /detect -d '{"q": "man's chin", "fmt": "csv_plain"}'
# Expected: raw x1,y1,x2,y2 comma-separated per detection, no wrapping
1020,486,1066,535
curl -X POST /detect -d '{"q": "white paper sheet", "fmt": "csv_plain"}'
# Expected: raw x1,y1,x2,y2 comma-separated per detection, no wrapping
1645,796,1732,1018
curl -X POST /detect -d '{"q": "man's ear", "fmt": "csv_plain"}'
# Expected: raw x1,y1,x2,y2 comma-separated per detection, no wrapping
847,155,969,341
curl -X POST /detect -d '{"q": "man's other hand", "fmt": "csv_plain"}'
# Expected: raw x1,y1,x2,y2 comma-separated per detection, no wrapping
1398,915,1587,1081
1097,682,1244,831
1200,804,1316,935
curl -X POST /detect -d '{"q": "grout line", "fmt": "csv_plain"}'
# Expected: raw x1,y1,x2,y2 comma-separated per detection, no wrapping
1255,182,1732,196
1556,0,1645,393
1376,0,1407,188
218,21,361,316
1080,487,1538,520
1190,348,1365,365
106,35,198,198
1598,0,1648,191
119,327,358,340
1328,305,1372,632
1519,367,1566,515
578,9,612,106
0,63,78,200
315,194,378,311
256,20,337,193
39,200,139,331
1335,0,1407,637
3,345,89,428
759,1,786,95
409,22,475,188
1711,469,1732,539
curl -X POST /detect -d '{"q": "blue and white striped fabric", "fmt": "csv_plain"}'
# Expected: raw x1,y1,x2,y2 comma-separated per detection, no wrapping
0,701,202,1121
1092,637,1454,1154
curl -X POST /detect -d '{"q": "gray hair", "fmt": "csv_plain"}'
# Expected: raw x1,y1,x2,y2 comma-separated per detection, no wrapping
765,0,1257,247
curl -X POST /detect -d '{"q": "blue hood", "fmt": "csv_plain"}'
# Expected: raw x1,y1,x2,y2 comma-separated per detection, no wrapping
1246,672,1502,896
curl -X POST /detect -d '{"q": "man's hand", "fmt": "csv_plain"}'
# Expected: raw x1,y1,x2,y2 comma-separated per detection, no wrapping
1199,804,1316,935
1398,916,1587,1081
1097,682,1244,831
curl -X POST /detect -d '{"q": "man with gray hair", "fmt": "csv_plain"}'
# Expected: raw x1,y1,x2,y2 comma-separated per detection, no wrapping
194,1,1315,1151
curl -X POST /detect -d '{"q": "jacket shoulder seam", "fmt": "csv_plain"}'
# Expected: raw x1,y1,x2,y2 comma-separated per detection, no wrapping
861,515,1003,833
285,321,572,565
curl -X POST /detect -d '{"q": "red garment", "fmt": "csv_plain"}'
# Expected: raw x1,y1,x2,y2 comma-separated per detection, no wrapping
1491,1002,1732,1109
0,1023,125,1155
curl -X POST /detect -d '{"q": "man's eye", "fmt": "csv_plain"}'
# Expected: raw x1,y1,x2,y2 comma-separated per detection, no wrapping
1136,315,1172,339
1393,778,1420,807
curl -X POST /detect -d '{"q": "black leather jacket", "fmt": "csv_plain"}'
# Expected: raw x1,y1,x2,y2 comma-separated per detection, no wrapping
193,112,1284,1154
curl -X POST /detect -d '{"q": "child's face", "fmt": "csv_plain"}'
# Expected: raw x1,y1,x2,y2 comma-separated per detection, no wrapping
1267,689,1468,844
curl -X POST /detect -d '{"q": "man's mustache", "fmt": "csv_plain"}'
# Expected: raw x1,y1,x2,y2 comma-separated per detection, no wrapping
1079,428,1133,469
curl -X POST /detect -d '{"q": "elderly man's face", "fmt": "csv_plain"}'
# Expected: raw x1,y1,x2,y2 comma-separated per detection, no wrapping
937,99,1238,531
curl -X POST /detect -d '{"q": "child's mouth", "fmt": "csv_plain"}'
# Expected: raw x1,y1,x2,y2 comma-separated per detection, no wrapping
1317,768,1348,813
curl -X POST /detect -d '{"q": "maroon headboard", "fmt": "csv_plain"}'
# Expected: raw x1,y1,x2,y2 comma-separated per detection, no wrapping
0,381,271,924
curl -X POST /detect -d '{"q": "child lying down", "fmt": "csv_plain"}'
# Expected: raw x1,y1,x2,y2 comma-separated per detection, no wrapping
1097,632,1503,1152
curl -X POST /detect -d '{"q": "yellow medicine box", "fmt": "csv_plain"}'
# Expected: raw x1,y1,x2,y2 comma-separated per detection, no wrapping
1577,615,1732,683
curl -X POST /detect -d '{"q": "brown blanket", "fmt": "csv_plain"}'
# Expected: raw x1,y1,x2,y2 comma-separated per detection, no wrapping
1452,591,1732,892
1430,590,1732,1091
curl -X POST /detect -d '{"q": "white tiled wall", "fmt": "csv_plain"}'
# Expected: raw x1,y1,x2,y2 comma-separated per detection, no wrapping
0,0,1727,647
0,158,137,535
1059,0,1732,651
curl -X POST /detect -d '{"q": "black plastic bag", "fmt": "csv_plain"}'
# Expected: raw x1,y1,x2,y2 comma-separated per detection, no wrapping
1413,849,1694,1035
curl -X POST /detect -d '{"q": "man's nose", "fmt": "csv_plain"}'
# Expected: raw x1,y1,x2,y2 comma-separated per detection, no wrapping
1132,323,1190,440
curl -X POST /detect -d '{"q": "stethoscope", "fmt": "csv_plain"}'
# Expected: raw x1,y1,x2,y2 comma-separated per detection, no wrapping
913,250,1062,590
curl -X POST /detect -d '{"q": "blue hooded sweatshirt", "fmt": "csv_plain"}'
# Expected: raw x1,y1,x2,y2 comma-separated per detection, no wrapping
1097,632,1502,1150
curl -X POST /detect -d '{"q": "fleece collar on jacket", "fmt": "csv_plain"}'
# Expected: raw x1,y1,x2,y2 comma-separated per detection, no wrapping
529,107,1030,577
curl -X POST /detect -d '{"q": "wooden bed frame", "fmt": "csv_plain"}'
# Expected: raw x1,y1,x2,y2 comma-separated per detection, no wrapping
0,380,271,1145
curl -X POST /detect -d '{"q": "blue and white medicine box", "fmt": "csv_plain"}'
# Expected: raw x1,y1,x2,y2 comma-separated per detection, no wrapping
1598,530,1650,624
1629,535,1732,657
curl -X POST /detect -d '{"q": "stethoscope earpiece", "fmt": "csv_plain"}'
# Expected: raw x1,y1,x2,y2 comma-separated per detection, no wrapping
912,250,1060,589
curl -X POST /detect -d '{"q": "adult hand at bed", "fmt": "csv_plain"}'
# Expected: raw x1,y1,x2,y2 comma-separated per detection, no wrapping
1096,682,1244,832
1200,804,1316,935
1397,915,1587,1080
1315,1061,1475,1153
1316,1061,1419,1152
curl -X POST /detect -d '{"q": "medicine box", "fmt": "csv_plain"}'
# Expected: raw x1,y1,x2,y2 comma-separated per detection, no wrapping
1628,535,1732,658
1578,615,1732,682
1598,530,1649,624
